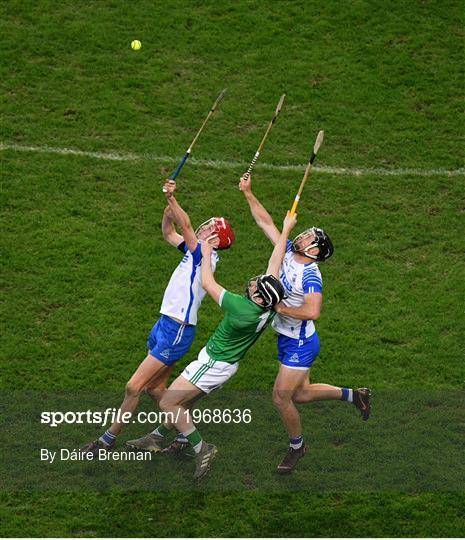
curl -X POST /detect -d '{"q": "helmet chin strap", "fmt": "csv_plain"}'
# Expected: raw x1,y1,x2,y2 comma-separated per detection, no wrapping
301,249,318,260
296,242,318,259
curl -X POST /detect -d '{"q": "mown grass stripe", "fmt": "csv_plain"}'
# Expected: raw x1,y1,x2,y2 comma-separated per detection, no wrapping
1,142,463,177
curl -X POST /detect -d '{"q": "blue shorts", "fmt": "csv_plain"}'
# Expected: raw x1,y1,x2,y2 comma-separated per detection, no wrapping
147,315,195,366
277,332,320,370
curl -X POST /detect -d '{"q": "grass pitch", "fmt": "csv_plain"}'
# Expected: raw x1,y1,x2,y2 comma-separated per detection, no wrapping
1,0,464,537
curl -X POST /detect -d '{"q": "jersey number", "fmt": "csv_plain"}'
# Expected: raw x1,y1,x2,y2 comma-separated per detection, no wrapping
255,312,270,333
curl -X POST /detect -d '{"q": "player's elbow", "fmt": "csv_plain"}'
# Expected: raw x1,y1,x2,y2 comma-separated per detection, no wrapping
305,307,320,320
162,231,177,246
257,218,275,235
256,216,269,228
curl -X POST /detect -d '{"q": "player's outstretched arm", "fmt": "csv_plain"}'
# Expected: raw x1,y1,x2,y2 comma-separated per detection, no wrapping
162,206,184,247
239,173,281,245
266,212,297,278
200,241,224,304
163,180,198,252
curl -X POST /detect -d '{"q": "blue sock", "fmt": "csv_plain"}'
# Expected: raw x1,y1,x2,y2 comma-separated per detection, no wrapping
289,435,303,450
341,388,353,402
99,429,116,447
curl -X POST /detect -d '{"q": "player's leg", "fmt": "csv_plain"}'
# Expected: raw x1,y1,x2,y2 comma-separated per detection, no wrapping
159,372,219,479
145,363,204,418
125,317,198,451
280,326,371,420
159,374,205,434
273,333,320,473
126,368,203,453
109,316,178,438
125,363,177,452
101,316,178,443
126,318,197,451
159,347,238,478
81,316,194,455
273,364,310,474
273,365,308,437
292,375,372,420
161,391,205,456
274,332,320,434
80,353,169,455
127,368,199,454
293,380,343,402
108,355,169,437
145,364,174,404
126,372,203,454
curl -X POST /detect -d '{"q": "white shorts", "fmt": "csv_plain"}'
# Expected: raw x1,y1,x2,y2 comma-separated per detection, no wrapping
182,347,239,394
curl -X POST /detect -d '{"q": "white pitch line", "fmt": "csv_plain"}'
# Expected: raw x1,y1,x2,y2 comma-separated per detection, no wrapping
1,142,464,177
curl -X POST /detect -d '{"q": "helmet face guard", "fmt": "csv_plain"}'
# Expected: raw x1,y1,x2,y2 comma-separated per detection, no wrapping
292,227,334,261
195,217,235,250
246,274,286,309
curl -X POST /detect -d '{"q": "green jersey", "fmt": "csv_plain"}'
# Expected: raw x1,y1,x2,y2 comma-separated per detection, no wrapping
206,290,276,364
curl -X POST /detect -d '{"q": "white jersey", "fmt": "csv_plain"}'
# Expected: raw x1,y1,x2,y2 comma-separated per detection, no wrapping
272,241,323,339
160,241,219,325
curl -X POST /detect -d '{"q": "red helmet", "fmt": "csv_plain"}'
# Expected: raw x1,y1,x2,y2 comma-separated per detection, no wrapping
195,217,235,250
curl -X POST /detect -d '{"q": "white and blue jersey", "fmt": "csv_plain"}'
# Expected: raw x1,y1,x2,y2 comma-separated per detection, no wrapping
273,240,322,369
273,241,322,340
160,241,219,325
148,241,219,365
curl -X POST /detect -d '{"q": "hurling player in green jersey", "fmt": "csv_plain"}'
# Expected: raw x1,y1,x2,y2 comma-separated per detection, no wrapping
140,211,296,479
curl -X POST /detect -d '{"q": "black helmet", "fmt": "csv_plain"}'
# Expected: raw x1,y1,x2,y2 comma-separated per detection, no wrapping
247,274,286,309
292,227,334,262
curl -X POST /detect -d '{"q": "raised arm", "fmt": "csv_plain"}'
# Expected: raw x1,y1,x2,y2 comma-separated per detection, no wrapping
266,212,297,277
200,241,224,304
239,174,281,245
163,180,198,253
162,206,184,247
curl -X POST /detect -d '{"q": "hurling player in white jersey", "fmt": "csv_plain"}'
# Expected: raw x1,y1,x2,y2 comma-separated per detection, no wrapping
239,173,371,474
81,180,234,456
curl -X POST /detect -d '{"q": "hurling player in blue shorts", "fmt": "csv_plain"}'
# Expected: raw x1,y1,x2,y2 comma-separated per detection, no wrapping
240,173,371,474
81,180,234,456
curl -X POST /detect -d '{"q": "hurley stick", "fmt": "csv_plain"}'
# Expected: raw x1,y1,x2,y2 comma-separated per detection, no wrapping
289,130,324,217
163,89,227,191
243,93,286,180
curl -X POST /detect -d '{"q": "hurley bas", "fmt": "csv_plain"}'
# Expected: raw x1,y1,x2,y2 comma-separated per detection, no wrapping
40,448,152,463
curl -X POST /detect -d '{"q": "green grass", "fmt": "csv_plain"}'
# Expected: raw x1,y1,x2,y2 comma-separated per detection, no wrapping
2,390,464,493
1,0,464,537
1,491,464,538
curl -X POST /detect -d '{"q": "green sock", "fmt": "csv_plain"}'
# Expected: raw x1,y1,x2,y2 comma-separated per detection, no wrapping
184,428,203,453
152,424,171,437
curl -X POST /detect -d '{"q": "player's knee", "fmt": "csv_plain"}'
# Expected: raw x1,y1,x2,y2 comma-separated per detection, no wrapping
273,387,291,409
159,393,173,411
125,380,143,397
